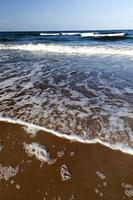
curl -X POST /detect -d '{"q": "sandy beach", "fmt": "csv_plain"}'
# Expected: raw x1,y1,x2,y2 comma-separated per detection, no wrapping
0,120,133,200
1,0,133,199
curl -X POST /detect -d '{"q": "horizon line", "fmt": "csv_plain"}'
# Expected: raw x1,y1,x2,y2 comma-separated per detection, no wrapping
0,28,133,32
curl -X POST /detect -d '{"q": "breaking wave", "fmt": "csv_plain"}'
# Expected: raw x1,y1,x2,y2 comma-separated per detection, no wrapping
81,32,126,38
40,32,80,36
40,32,126,38
0,43,133,56
40,33,60,36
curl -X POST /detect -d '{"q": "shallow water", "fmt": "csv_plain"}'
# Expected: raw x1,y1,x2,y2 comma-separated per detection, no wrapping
0,30,133,152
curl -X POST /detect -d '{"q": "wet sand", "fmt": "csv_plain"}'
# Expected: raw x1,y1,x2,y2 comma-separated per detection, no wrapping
0,120,133,200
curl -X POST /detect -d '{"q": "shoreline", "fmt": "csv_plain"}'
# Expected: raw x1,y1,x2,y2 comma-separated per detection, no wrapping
1,120,133,199
0,117,133,156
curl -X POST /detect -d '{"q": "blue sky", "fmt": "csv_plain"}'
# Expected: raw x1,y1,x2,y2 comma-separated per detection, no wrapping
0,0,133,31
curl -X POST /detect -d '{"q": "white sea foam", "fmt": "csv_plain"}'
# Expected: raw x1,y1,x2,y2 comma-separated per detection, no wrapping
0,117,133,155
61,164,71,181
40,33,59,36
80,32,97,37
121,183,133,198
69,194,75,200
62,33,80,36
40,32,80,36
0,163,19,181
124,87,133,94
40,32,125,38
23,142,51,163
57,151,64,158
23,126,38,137
0,43,133,56
96,171,106,179
15,184,20,190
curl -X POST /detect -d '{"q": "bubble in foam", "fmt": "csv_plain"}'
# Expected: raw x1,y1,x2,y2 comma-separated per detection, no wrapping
61,164,72,181
121,183,133,198
15,184,20,189
96,171,106,179
23,142,53,163
103,181,107,187
95,188,100,194
100,192,103,196
69,194,75,200
57,197,61,200
70,152,75,156
11,180,14,184
0,163,19,181
57,151,64,158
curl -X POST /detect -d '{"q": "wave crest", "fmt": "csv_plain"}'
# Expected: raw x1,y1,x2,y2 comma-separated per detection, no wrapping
81,32,126,38
40,32,80,36
40,32,126,38
0,43,133,56
40,33,60,36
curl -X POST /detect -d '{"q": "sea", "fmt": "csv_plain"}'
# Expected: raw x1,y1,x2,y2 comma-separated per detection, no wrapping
0,30,133,154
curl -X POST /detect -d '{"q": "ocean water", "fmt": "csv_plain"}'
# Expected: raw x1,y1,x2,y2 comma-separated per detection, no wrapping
0,30,133,153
